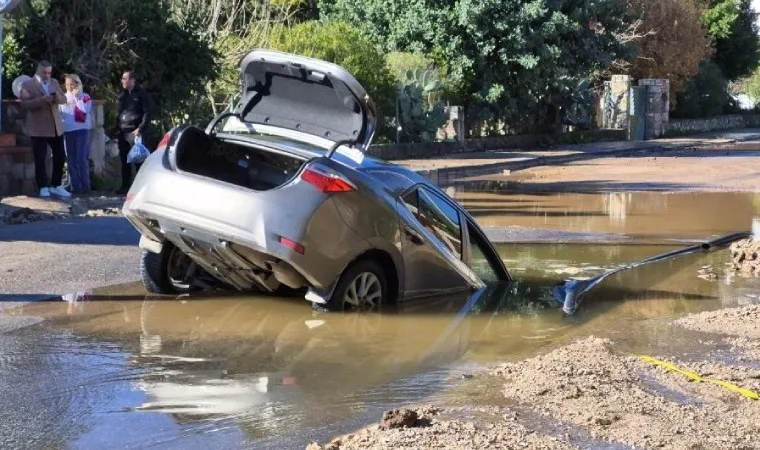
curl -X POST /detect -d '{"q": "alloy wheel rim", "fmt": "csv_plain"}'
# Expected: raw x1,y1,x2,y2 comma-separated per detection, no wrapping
343,272,382,310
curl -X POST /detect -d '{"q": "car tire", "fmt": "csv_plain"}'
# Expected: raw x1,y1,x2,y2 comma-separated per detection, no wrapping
326,259,387,312
141,243,196,295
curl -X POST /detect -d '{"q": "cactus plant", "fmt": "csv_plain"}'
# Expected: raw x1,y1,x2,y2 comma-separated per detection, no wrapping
396,68,447,142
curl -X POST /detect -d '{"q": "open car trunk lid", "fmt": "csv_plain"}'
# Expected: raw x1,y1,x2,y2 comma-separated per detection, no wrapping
226,49,377,152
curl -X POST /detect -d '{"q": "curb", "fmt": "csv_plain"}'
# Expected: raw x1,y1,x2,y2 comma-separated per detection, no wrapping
412,133,760,186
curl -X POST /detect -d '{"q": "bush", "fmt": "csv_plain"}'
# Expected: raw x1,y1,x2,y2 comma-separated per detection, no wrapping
672,60,733,118
385,52,434,84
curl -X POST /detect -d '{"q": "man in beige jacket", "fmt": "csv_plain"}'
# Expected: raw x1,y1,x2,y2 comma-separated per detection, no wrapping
19,60,70,198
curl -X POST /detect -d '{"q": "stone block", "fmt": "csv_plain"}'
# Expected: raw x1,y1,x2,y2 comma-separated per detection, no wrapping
90,129,107,176
0,155,12,174
0,133,16,147
11,163,25,179
25,163,35,180
94,103,105,127
10,179,23,195
0,174,9,195
21,179,35,194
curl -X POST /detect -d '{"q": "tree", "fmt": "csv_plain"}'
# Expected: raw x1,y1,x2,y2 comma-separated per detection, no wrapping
626,0,712,95
672,59,734,118
168,0,304,114
701,0,760,80
319,0,637,135
5,0,218,140
741,66,760,105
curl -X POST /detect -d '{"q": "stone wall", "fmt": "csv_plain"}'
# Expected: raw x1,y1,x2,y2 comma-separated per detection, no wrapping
0,146,38,195
1,99,111,196
667,114,760,135
367,129,626,160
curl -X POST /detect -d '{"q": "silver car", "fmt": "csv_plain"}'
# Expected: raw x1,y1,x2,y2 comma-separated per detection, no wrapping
123,49,510,311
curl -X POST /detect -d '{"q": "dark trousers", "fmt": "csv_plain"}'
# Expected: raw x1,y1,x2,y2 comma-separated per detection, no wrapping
118,130,142,189
64,129,91,193
31,135,66,190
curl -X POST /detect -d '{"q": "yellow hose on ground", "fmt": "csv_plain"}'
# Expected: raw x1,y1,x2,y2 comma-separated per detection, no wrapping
638,355,760,401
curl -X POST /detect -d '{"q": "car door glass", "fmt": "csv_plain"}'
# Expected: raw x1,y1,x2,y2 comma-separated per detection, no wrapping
467,222,500,282
416,188,462,258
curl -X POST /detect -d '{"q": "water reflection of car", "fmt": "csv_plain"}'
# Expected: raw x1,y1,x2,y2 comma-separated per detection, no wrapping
122,49,509,312
124,281,553,424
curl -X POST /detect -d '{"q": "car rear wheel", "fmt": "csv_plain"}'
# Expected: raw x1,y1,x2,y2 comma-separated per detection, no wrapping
141,242,197,295
327,260,387,312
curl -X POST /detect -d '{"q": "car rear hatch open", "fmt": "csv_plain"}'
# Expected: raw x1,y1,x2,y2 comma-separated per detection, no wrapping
218,49,378,154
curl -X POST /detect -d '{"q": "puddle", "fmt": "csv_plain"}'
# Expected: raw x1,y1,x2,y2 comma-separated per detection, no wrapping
454,189,760,242
1,190,760,448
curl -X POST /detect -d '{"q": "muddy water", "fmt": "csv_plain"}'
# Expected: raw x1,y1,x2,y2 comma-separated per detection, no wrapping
1,192,760,449
454,188,760,241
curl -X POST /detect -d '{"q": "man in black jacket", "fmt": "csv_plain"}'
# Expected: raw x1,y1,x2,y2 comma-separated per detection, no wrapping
116,71,152,194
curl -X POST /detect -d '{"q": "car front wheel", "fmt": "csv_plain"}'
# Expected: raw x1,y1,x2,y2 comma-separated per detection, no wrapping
327,260,387,312
141,242,197,295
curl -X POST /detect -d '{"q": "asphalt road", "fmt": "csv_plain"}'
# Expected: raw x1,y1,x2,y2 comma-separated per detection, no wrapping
0,215,633,304
0,217,141,303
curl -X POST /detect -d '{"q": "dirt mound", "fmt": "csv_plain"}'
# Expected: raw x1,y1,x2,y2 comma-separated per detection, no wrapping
493,336,760,449
380,409,419,430
675,305,760,358
730,239,760,276
0,205,67,224
0,194,123,225
306,405,573,450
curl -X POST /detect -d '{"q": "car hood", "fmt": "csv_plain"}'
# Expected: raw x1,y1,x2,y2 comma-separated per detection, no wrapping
232,49,377,151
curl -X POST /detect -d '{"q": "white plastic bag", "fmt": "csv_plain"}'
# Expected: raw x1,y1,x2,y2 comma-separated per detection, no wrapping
127,136,150,164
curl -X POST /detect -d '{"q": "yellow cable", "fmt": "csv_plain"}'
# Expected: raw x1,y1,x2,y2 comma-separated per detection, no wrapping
704,378,760,400
638,355,759,400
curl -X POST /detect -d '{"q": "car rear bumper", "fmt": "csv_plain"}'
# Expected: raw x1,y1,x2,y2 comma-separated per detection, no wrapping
123,168,370,292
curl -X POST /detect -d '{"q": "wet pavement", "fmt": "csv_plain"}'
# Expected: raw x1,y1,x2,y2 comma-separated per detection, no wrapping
2,190,760,449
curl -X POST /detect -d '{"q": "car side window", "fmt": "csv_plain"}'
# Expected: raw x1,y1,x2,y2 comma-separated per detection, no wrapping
414,188,462,258
467,222,501,283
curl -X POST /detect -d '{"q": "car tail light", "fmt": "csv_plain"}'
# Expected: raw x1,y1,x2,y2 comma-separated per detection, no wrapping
300,167,355,193
156,132,172,152
278,236,305,254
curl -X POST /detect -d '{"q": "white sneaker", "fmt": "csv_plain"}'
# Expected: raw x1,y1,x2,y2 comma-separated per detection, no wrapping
49,186,72,198
39,187,50,198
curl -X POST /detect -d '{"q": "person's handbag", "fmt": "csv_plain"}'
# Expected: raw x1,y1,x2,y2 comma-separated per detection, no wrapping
74,105,87,123
126,136,151,164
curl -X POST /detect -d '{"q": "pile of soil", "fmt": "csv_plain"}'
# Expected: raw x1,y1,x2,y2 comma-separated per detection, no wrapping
493,337,760,449
675,305,760,358
0,205,67,225
306,405,574,450
730,239,760,277
0,194,123,225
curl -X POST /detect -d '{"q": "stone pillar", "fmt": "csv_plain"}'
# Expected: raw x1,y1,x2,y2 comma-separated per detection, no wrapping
602,75,632,130
637,79,670,139
437,106,465,142
88,101,108,177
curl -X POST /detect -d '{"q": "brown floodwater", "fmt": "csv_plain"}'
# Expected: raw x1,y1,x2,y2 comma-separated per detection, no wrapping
454,187,760,241
1,191,760,449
